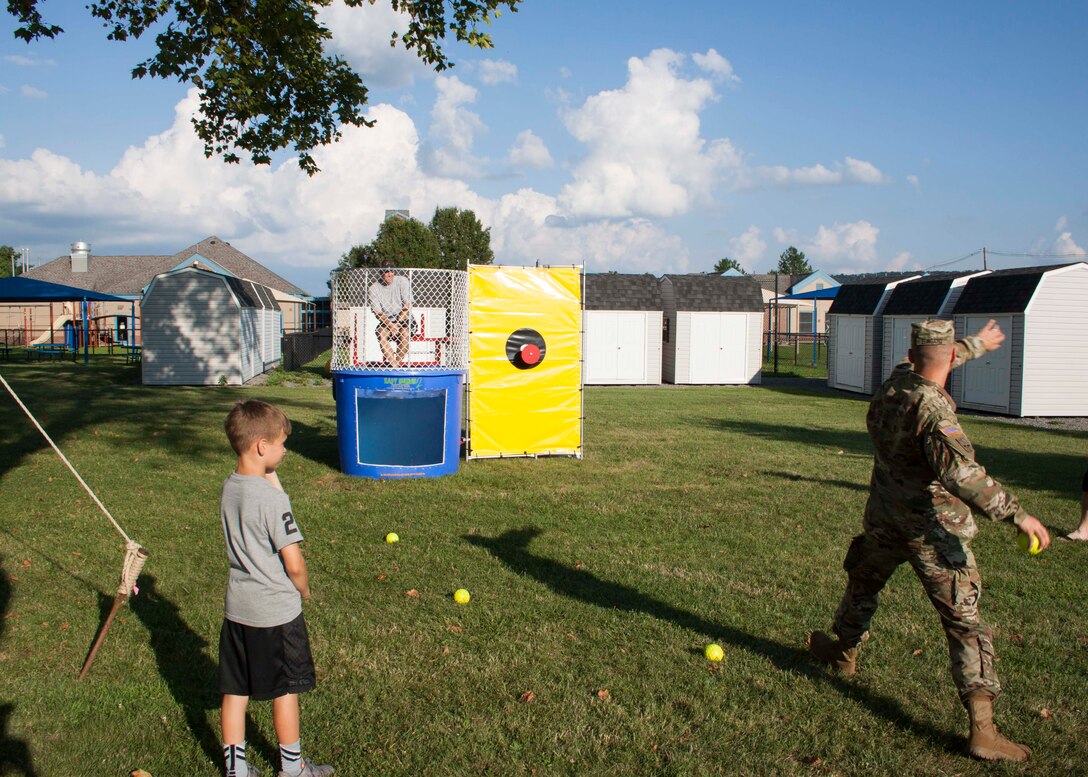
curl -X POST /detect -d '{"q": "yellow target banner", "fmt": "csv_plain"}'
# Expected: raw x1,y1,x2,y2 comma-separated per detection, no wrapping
467,265,583,458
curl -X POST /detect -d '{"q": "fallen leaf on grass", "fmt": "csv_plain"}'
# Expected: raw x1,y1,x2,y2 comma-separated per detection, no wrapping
518,690,535,703
21,559,30,569
447,625,462,634
836,449,844,455
1040,708,1052,719
404,589,419,598
131,770,153,777
376,574,387,581
442,646,450,655
912,648,923,656
596,689,610,700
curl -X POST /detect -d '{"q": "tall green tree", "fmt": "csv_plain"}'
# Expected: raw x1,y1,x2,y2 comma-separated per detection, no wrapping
713,257,745,274
0,246,21,278
429,207,494,270
365,217,440,268
776,246,812,275
8,0,522,175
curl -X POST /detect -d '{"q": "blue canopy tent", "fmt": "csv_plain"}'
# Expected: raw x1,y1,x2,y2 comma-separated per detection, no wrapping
0,276,131,365
774,286,840,366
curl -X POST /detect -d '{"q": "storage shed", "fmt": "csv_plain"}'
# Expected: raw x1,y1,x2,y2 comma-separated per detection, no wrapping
826,276,919,395
880,271,989,380
658,274,763,385
950,263,1088,416
583,273,663,385
142,266,282,386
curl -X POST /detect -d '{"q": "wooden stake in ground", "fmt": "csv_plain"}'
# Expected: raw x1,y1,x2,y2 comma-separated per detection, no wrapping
79,542,149,680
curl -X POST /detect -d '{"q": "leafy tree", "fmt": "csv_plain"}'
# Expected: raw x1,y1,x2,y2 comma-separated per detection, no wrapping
0,245,21,278
713,257,745,274
8,0,522,175
429,207,494,270
776,246,812,275
349,217,440,268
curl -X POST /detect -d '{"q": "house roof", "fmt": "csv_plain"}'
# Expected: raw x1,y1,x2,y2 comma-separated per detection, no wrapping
833,271,933,285
661,274,764,312
24,236,307,298
951,264,1072,315
750,273,809,294
828,282,890,315
583,273,663,311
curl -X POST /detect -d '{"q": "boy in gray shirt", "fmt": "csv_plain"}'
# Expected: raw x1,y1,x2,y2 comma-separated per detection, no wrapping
219,400,333,777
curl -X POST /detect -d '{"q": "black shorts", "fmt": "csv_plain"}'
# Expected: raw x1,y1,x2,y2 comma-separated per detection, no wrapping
218,612,316,701
1082,466,1088,493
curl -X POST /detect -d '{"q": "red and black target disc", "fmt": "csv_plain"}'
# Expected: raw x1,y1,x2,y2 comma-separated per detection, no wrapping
506,328,547,369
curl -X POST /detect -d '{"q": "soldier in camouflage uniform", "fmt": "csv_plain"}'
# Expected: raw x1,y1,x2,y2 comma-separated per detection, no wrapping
809,319,1050,762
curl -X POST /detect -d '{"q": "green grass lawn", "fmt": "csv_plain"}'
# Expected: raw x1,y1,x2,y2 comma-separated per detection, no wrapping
1,361,1085,775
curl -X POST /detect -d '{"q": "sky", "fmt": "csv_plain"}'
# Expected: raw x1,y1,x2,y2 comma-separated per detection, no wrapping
1,1,1086,297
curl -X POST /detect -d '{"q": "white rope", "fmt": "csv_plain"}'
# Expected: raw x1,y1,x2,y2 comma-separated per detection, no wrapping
0,371,132,545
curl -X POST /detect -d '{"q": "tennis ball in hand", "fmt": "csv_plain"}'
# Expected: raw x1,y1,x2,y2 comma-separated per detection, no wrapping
1017,532,1042,555
704,643,724,662
385,532,399,543
453,588,471,604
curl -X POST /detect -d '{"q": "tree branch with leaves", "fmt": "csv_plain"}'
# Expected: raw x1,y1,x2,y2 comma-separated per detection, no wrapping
7,0,522,175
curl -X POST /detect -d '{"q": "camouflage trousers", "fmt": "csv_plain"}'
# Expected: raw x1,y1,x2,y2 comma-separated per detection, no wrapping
832,528,1001,701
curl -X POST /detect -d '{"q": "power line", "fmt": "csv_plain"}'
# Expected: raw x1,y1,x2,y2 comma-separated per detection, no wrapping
987,250,1088,259
922,249,981,272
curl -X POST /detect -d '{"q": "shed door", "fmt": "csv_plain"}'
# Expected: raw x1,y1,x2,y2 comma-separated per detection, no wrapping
835,317,865,389
585,311,647,383
888,318,917,379
961,315,1011,410
689,312,747,383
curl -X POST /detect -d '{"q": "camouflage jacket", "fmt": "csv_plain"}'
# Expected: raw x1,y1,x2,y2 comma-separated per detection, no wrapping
864,335,1027,538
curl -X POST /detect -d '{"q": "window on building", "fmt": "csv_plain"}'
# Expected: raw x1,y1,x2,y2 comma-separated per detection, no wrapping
800,310,815,332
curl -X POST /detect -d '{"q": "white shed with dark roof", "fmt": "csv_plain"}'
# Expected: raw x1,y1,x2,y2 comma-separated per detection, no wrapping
879,271,990,381
658,275,763,385
950,263,1088,416
583,273,664,384
826,276,920,395
142,266,283,386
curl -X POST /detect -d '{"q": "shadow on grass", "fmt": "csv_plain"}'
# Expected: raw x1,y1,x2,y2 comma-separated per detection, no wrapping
466,527,961,753
0,557,39,776
129,576,277,771
700,418,874,457
285,419,339,471
763,470,868,494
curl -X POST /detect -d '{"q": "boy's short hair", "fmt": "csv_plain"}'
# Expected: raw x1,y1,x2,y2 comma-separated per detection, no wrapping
224,400,292,455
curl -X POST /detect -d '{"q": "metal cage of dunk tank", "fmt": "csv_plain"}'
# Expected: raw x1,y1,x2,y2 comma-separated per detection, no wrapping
330,267,469,478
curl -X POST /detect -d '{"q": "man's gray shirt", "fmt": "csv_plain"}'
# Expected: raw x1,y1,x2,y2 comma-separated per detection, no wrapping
369,275,412,318
220,473,303,628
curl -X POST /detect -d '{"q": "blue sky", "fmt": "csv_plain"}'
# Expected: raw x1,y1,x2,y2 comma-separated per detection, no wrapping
2,1,1086,296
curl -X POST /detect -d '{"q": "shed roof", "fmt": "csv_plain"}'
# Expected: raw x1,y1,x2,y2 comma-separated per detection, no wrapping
951,264,1071,315
827,282,890,315
661,274,764,312
882,277,956,315
583,273,663,310
147,267,279,310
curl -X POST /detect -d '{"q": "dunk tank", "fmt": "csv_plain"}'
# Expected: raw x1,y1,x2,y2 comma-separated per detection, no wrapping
330,267,469,478
330,264,583,479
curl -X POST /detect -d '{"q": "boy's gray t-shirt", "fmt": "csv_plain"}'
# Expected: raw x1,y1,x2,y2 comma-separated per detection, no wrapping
220,473,303,628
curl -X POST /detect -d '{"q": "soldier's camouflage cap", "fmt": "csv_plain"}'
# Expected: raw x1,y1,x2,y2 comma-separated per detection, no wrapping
911,319,955,347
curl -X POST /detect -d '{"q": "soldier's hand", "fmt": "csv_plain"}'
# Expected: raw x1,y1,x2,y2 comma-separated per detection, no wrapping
1018,515,1050,552
975,319,1005,352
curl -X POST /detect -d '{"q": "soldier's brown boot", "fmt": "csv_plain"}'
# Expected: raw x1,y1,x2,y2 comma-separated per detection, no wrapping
965,693,1032,762
808,630,858,677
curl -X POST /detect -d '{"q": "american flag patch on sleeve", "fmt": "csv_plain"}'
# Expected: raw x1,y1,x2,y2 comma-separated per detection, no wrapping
940,424,963,436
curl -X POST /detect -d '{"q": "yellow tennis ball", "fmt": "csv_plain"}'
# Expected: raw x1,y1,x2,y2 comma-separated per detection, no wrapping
1017,532,1041,555
705,643,724,662
453,588,471,604
385,532,399,543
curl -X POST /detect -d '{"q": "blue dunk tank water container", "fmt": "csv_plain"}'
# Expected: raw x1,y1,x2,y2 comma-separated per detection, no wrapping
329,267,469,479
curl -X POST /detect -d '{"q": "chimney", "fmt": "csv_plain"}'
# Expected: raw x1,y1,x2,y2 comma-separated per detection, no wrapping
70,241,91,273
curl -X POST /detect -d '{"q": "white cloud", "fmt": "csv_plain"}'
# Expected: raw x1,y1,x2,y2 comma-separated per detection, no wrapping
20,85,47,99
319,0,431,89
771,221,884,273
692,48,740,84
755,157,887,187
0,133,4,150
422,75,487,178
1054,231,1086,256
4,54,55,66
1055,215,1068,231
907,174,920,191
888,251,914,271
478,59,518,85
558,48,743,218
728,226,766,265
507,130,553,170
559,66,572,79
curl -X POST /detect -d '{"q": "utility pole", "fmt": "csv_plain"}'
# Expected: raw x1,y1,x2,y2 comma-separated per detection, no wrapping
982,247,987,270
773,272,779,374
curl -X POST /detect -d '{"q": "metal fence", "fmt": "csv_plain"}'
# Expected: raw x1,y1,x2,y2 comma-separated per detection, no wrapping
281,328,332,371
329,267,469,372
